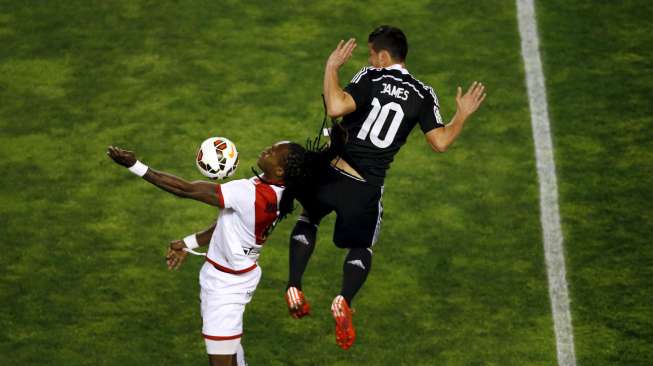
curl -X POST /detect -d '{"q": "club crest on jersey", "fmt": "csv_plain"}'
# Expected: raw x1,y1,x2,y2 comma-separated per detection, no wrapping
381,82,409,101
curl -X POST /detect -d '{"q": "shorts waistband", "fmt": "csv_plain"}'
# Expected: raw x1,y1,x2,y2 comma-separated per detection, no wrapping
206,256,257,274
330,164,367,183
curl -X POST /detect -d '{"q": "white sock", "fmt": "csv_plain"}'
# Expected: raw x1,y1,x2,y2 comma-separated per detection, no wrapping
236,344,247,366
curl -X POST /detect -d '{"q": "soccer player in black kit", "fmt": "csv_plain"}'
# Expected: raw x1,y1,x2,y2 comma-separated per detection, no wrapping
285,25,487,349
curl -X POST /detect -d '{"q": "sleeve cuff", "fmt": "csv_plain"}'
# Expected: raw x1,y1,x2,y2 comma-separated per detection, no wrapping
215,184,225,208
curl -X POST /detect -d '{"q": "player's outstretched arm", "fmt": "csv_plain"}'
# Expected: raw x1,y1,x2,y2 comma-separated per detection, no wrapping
425,81,486,152
107,146,222,207
324,38,358,118
166,223,216,270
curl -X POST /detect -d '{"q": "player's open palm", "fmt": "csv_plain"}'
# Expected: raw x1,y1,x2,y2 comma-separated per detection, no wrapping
456,81,487,119
166,239,188,270
326,38,357,69
107,146,137,167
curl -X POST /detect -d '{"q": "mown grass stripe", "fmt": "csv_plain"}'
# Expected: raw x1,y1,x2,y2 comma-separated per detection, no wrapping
516,1,577,365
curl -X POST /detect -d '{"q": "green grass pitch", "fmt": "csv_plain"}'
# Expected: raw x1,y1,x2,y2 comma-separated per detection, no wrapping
0,1,650,365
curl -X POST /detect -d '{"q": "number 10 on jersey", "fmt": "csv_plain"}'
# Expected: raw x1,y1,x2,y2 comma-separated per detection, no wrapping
356,97,405,148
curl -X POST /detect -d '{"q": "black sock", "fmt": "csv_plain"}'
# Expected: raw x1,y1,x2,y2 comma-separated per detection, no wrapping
340,247,373,305
287,220,317,290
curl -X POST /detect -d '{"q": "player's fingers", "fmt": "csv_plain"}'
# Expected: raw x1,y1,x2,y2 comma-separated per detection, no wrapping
347,42,357,56
467,81,477,95
474,85,485,102
339,38,354,55
345,38,356,50
474,83,484,97
336,39,344,50
343,43,354,56
476,92,487,106
457,86,462,99
167,252,176,262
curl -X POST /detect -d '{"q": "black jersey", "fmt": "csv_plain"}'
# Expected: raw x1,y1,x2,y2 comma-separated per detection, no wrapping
341,64,444,186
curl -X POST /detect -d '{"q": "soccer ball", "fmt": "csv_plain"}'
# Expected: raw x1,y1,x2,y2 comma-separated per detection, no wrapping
195,137,239,179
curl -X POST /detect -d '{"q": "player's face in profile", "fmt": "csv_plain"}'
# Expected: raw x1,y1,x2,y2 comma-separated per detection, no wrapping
367,43,382,68
257,142,290,177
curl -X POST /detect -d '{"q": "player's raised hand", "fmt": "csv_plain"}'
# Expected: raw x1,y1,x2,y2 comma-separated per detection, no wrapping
326,38,357,70
166,239,188,270
456,81,487,119
107,146,137,168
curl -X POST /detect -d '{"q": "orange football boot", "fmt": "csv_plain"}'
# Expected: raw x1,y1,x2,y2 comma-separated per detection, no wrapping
285,286,311,319
331,295,355,350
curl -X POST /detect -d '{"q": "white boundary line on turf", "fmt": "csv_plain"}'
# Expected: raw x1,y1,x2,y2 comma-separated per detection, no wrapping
516,1,577,366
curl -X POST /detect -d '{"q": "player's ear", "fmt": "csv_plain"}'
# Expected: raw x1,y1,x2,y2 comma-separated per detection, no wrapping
379,50,392,67
275,166,284,178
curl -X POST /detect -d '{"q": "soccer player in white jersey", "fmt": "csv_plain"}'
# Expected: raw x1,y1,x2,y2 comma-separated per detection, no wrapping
108,141,309,366
285,25,487,350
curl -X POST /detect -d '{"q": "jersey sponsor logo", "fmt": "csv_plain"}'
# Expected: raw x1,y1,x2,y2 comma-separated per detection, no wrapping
243,247,261,258
346,259,366,270
381,82,409,101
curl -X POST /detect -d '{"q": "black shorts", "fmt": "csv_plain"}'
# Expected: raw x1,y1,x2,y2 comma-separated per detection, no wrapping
297,165,384,248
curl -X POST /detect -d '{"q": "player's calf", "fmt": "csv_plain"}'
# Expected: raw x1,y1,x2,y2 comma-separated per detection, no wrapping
288,217,318,290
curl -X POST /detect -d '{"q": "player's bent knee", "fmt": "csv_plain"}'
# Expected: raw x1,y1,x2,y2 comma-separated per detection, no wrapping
333,238,373,249
208,353,236,366
297,214,320,229
291,219,318,246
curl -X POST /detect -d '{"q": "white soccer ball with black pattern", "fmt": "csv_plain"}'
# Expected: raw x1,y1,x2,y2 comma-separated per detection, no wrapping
195,137,239,179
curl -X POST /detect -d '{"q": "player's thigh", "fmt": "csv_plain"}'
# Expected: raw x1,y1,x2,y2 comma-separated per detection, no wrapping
200,266,261,339
296,181,336,225
333,182,383,248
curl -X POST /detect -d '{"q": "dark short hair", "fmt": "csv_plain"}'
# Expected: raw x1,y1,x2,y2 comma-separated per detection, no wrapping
368,25,408,62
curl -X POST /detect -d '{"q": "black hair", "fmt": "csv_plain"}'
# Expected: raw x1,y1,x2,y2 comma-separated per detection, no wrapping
277,143,308,219
368,25,408,62
277,99,349,220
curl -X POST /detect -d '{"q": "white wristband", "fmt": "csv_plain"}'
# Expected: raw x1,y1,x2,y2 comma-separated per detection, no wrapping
128,160,149,177
183,234,199,250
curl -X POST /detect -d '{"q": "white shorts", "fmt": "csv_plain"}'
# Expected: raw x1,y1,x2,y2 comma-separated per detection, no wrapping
199,261,262,349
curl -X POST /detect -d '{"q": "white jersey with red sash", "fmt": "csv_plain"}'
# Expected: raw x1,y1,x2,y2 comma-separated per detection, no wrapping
206,177,284,273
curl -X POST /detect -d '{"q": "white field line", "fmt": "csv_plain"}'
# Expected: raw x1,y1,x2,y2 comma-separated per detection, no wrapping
516,1,577,365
